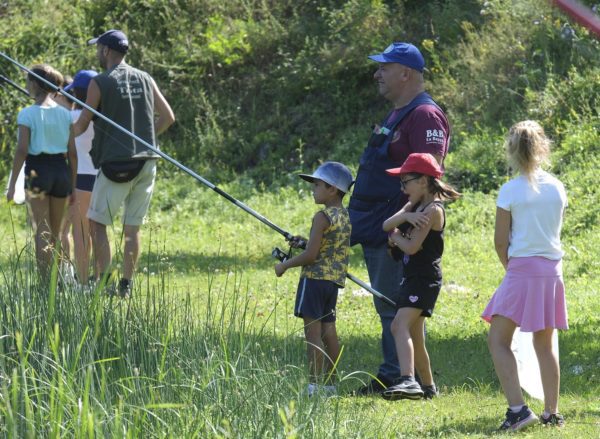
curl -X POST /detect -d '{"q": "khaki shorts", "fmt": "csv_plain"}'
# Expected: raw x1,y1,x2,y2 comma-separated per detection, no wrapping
88,160,157,226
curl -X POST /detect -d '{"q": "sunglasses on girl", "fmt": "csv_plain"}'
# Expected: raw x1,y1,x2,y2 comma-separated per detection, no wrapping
400,176,421,189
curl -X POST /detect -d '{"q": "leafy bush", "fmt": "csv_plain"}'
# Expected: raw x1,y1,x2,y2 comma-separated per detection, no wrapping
1,0,599,190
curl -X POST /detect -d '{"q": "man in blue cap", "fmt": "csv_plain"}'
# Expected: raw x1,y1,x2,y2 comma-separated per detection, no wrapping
73,29,175,297
349,42,450,397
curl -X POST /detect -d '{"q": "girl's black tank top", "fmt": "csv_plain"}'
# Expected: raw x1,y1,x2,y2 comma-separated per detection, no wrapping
398,201,445,279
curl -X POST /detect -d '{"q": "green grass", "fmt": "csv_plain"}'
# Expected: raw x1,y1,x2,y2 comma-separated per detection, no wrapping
0,169,598,437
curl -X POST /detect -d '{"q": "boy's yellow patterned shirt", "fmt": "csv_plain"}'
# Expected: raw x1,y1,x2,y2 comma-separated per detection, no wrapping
301,206,351,287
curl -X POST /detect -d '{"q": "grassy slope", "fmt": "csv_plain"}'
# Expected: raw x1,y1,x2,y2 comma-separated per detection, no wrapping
0,167,597,437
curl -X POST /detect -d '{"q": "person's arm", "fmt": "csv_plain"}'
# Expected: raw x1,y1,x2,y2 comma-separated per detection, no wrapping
6,125,29,202
382,201,429,232
66,125,77,205
152,79,175,136
494,207,511,269
274,211,329,277
389,204,441,255
405,107,448,165
73,79,101,137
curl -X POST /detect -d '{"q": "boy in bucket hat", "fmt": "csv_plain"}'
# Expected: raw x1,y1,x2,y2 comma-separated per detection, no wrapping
275,161,353,396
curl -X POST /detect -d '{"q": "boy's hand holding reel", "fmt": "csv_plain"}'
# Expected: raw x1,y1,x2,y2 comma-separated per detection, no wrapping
272,233,396,307
272,235,307,262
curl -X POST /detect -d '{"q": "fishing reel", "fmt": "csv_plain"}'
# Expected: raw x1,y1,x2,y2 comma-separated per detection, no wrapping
272,236,306,263
272,247,291,262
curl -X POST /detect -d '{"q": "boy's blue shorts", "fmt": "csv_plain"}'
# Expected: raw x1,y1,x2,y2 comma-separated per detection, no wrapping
294,277,339,323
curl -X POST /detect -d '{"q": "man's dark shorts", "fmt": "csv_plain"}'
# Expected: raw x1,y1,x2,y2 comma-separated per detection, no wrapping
25,153,71,198
294,277,339,322
396,276,442,317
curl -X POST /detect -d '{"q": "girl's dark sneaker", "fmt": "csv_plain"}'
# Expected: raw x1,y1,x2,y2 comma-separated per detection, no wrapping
541,413,565,427
354,376,392,395
382,376,424,400
421,384,439,399
499,405,538,431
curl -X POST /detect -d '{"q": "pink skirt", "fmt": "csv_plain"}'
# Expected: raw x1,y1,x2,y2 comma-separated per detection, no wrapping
481,256,568,332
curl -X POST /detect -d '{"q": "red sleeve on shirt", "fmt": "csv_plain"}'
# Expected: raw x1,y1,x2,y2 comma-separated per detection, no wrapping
388,104,450,164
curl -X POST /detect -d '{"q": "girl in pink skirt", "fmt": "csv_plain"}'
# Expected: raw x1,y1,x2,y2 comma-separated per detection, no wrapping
482,120,568,431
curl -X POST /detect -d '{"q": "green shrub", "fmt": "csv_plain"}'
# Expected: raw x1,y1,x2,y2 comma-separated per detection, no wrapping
1,0,599,188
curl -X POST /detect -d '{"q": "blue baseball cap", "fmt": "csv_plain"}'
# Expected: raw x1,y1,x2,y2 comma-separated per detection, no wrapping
298,162,354,193
368,42,425,72
88,29,129,53
64,69,98,91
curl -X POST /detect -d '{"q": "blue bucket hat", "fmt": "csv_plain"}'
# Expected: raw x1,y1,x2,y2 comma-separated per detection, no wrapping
298,162,354,193
368,42,425,72
64,69,98,91
88,29,129,53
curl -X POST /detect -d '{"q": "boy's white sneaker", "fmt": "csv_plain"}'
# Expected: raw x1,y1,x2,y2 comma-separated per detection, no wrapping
307,383,337,397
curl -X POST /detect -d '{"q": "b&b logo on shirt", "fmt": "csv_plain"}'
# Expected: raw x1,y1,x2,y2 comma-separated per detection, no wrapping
426,129,445,145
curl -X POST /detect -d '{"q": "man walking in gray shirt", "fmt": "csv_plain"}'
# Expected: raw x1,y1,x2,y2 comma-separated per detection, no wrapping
74,29,175,297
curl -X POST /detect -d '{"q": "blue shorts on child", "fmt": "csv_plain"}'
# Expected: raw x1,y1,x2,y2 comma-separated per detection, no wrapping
294,277,338,322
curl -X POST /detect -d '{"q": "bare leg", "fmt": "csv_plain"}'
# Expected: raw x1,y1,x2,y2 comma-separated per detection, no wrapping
411,316,433,386
533,328,560,414
321,321,340,384
303,317,324,382
488,315,524,406
27,196,52,276
71,189,93,282
48,195,68,253
90,220,111,278
123,224,140,280
60,218,71,265
391,307,424,377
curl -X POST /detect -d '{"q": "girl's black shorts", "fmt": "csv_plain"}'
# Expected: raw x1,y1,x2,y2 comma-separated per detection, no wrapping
25,153,71,198
396,275,442,317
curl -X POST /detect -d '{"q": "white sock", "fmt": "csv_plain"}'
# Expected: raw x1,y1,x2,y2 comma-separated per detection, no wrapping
510,404,524,413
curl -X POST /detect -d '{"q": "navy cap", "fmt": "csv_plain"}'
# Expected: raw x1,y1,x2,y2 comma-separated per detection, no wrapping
64,69,98,91
298,162,354,193
368,42,425,72
88,29,129,53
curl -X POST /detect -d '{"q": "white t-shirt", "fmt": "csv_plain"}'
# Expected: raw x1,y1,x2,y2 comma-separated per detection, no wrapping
71,109,97,175
497,170,567,260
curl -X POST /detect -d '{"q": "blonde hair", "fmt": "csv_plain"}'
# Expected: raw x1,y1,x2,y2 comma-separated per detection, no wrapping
505,120,551,183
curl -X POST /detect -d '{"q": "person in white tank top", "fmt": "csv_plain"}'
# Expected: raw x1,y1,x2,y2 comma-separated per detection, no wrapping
61,70,98,284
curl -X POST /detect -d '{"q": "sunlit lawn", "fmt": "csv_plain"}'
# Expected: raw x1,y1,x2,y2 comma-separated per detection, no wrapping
0,170,598,437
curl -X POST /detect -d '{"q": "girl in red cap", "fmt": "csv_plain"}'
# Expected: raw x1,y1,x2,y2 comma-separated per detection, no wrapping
380,152,460,400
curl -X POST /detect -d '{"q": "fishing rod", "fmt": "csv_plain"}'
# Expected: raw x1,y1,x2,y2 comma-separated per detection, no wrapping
0,72,29,96
0,51,396,307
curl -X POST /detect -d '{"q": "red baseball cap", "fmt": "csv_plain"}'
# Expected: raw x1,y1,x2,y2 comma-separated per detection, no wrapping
386,153,443,179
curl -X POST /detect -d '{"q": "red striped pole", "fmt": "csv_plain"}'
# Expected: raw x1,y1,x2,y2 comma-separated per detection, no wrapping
553,0,600,38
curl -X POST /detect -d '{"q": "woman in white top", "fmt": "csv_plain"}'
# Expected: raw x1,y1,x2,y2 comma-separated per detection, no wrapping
63,70,98,284
482,121,568,431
